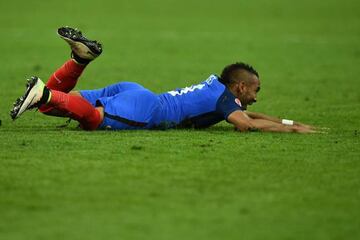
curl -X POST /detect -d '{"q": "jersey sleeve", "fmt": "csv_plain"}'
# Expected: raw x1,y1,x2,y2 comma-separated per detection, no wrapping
216,89,243,120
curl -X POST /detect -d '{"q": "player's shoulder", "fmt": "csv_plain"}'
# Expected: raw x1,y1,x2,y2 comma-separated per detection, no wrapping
200,74,226,92
215,80,243,112
202,74,221,85
201,75,242,111
202,74,235,97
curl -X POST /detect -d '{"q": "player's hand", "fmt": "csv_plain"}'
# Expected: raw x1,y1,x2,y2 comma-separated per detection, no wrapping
295,122,329,133
292,125,318,133
295,122,316,130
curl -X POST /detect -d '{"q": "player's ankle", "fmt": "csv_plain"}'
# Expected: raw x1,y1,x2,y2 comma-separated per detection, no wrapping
71,52,91,65
39,86,52,106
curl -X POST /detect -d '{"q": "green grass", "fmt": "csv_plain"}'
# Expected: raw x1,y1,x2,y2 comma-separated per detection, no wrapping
0,0,359,239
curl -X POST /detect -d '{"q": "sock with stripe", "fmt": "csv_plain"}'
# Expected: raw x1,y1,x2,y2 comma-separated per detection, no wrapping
45,90,101,130
46,59,86,93
39,59,86,114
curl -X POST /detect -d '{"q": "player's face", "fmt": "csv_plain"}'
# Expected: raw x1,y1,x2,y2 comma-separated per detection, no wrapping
239,76,260,108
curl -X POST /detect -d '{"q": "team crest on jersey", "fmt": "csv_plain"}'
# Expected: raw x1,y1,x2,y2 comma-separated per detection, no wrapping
235,98,242,107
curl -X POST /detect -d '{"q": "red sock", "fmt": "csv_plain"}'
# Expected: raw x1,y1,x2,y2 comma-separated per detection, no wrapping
47,90,102,130
40,59,86,114
46,59,85,92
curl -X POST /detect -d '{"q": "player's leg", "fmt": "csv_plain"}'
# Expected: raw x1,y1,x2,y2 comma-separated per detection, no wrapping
97,88,160,130
46,90,102,130
40,59,87,117
40,27,103,116
46,27,102,93
78,82,146,106
45,59,86,94
10,77,102,130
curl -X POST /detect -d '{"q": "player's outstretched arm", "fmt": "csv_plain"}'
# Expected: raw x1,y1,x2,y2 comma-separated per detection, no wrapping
245,111,316,130
227,111,316,133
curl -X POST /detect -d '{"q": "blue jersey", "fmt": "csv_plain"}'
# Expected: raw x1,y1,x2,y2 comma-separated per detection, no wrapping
80,75,244,130
153,75,244,129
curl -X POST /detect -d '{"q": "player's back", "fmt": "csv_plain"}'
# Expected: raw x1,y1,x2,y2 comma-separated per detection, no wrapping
154,75,241,129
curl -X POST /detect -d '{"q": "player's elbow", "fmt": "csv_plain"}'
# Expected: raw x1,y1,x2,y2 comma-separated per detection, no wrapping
235,124,250,132
227,111,260,132
234,121,258,132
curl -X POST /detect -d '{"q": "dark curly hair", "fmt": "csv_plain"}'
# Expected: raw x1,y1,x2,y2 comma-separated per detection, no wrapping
219,62,259,86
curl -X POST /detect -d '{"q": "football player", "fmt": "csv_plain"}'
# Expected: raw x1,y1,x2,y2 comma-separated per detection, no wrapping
10,27,316,133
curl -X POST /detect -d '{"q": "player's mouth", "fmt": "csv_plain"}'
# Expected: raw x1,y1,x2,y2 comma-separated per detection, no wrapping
249,100,257,105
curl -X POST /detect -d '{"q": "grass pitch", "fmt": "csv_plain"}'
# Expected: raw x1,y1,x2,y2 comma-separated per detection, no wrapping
0,0,359,239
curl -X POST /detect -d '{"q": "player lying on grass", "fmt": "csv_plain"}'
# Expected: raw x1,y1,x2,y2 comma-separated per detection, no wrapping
10,27,317,133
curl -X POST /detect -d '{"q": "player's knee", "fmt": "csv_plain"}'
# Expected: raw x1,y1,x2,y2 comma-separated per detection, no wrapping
80,107,103,130
69,91,81,96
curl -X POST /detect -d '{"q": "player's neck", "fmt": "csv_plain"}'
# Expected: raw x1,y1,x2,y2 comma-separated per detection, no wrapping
228,85,238,97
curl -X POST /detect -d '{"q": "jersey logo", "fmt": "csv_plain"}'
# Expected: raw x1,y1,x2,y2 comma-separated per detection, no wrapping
168,83,205,96
235,98,242,107
205,75,217,84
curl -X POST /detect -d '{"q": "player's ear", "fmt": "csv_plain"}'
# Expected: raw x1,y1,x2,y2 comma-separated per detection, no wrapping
238,81,246,93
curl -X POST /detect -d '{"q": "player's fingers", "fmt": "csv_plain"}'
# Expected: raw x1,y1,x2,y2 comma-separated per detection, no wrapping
305,130,324,134
306,124,318,130
297,126,324,134
311,126,329,132
305,129,319,133
297,123,316,130
304,125,327,131
310,128,329,134
294,126,314,133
